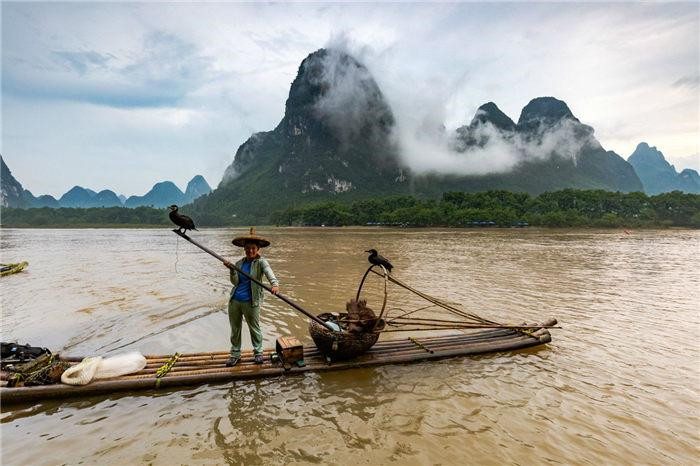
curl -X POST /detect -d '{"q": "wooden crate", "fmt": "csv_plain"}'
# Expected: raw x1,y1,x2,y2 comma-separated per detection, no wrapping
275,337,304,368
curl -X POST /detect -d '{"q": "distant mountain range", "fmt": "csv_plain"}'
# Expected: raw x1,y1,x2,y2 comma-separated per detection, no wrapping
123,176,211,208
58,186,122,208
627,143,699,194
0,156,211,208
191,48,682,224
448,97,642,194
3,48,698,218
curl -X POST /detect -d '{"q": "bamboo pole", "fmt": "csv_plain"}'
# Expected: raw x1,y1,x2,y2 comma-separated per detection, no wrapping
369,269,497,324
380,324,559,332
385,304,436,322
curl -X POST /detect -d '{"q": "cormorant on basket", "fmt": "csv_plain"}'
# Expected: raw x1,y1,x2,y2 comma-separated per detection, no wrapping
309,299,385,360
365,249,393,273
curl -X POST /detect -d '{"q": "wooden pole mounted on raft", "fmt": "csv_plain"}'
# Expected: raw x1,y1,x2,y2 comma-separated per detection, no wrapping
172,229,337,331
355,264,389,332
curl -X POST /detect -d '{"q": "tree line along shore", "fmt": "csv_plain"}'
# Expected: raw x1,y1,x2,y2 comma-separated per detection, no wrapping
2,189,699,229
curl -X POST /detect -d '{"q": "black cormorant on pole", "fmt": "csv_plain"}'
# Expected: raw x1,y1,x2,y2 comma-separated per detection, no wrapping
365,249,393,273
169,205,197,234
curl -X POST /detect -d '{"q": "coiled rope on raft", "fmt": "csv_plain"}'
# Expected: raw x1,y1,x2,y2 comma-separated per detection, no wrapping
155,352,180,388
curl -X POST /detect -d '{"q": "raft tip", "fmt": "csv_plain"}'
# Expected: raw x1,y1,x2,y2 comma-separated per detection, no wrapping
542,317,558,327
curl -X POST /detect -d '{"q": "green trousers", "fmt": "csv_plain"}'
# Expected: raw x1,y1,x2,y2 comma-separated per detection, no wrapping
228,299,263,357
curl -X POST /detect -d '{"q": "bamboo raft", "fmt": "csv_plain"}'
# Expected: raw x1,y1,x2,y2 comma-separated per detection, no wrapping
0,320,554,405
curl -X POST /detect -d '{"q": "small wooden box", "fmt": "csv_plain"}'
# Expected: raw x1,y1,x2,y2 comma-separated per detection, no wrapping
275,337,304,367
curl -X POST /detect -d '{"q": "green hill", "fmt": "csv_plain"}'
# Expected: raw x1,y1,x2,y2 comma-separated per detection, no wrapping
185,50,645,224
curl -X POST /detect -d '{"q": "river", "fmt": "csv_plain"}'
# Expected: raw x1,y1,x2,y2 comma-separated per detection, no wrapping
1,227,698,464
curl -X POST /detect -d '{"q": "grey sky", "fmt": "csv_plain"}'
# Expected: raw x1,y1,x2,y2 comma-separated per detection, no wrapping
2,1,698,197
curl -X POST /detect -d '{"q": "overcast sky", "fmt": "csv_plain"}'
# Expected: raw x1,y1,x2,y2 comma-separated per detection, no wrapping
2,1,698,198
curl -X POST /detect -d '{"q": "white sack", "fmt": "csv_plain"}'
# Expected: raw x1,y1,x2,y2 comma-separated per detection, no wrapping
60,351,147,386
61,356,102,385
94,351,147,379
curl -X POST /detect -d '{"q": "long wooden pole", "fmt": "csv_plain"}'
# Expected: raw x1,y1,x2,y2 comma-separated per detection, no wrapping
172,229,335,330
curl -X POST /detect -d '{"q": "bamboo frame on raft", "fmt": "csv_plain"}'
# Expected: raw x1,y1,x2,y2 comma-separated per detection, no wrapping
1,330,551,404
364,268,501,327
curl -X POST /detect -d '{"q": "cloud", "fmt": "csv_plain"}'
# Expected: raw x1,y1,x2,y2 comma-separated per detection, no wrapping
392,114,597,176
3,30,215,108
673,153,700,172
317,40,602,176
673,75,700,89
51,50,115,74
310,46,393,150
1,1,698,196
315,4,699,176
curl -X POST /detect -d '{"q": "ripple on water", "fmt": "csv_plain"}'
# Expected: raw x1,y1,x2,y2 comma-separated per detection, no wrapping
1,228,699,464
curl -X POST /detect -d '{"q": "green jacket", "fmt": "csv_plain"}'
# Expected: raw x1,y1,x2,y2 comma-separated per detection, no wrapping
229,256,279,307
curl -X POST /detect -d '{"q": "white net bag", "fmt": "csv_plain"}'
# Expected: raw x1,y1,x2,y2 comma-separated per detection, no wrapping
60,352,147,385
61,356,102,385
95,351,147,379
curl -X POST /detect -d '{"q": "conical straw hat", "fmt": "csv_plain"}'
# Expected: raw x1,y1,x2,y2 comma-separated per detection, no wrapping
232,227,271,248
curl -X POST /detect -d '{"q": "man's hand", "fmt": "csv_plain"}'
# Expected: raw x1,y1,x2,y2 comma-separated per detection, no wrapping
223,260,231,268
271,286,280,295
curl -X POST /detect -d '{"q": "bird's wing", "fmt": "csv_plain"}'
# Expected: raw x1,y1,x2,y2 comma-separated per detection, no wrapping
180,215,195,228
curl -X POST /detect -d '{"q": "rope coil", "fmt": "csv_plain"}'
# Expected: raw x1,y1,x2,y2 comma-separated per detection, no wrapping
156,352,181,379
409,337,434,354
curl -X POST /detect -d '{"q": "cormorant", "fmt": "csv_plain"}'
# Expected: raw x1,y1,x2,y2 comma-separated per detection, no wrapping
365,249,393,273
169,205,197,233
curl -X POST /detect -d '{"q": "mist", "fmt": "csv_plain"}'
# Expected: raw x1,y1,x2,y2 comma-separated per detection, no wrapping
310,48,393,149
316,40,599,176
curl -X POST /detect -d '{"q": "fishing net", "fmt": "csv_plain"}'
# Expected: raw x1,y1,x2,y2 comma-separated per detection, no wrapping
5,354,70,387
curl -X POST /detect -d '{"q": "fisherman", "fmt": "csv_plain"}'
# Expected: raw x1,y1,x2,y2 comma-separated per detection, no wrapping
223,228,279,367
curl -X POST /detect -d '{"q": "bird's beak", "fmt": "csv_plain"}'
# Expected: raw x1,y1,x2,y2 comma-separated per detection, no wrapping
364,250,370,253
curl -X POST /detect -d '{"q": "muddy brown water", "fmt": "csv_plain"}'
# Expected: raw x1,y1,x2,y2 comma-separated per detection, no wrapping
1,227,698,465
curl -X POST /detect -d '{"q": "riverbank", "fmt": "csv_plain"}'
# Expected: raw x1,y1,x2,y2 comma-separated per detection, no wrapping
5,222,673,229
3,189,699,228
0,223,169,228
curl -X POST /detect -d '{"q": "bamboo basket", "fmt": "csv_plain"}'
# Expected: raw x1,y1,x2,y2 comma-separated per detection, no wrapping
308,313,382,360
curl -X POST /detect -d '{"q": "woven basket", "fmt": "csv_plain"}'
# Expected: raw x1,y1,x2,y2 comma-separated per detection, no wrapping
309,313,381,360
